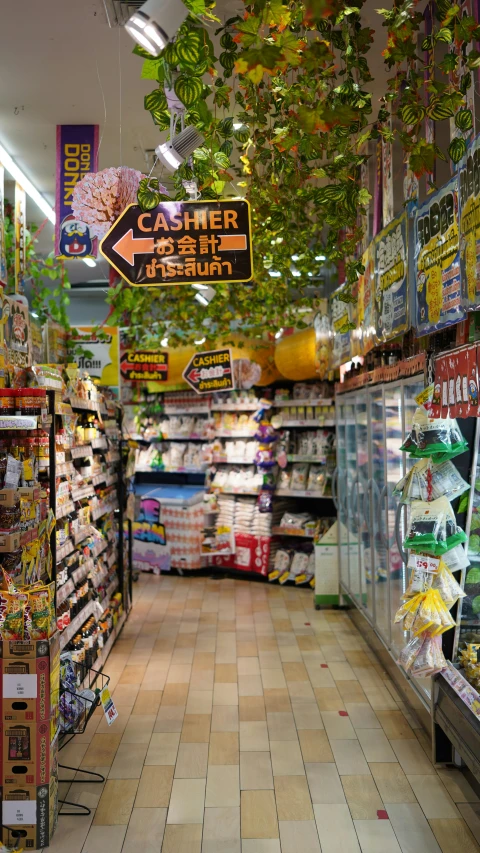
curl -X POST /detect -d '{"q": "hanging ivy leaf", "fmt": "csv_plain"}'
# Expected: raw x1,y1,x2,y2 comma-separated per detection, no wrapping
436,27,453,43
455,107,473,131
137,178,166,212
150,109,171,129
460,71,472,94
163,42,180,66
426,97,455,120
214,151,231,169
144,88,168,112
400,103,426,125
218,117,234,138
220,32,236,49
220,51,236,72
448,136,467,163
174,75,204,107
176,29,204,66
220,140,233,157
233,125,250,143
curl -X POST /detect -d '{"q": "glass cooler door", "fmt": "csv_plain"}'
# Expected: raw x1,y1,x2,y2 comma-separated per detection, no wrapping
354,391,369,610
345,393,360,601
383,382,404,652
336,396,350,593
367,386,388,639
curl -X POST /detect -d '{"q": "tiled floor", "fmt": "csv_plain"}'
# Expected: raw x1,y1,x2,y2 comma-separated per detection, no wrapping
45,573,480,852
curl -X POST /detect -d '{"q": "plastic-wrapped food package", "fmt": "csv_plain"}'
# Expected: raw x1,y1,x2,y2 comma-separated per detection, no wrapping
290,464,308,490
431,561,466,608
401,408,468,461
404,497,467,555
307,465,326,493
395,588,455,635
394,459,469,504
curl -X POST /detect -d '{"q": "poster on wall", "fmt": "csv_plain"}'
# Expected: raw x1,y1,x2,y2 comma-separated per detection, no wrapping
133,496,170,574
414,176,464,335
432,345,479,418
459,133,480,309
375,212,409,342
313,301,331,379
354,241,375,355
329,284,353,368
72,326,120,386
55,125,99,260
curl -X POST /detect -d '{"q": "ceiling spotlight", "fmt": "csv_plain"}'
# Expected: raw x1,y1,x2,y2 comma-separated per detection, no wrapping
308,272,313,277
275,328,283,339
315,254,326,261
194,337,206,345
125,0,188,57
192,283,209,291
156,126,204,174
233,122,243,130
268,270,281,278
291,267,301,277
161,337,169,347
194,285,215,306
83,257,96,268
31,312,39,319
291,254,300,261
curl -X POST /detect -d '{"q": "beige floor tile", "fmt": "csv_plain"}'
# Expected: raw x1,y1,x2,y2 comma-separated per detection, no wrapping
167,778,206,824
298,730,334,763
387,803,442,853
162,823,203,853
306,762,346,804
241,790,279,838
162,683,190,705
122,807,167,853
214,682,239,705
121,714,156,744
93,778,139,825
131,690,163,715
297,636,320,651
155,705,185,732
330,739,370,775
239,675,264,697
145,732,180,765
264,689,291,712
328,662,357,681
41,812,94,852
167,664,192,684
320,646,347,663
280,646,303,662
259,651,282,669
283,662,309,682
108,742,148,779
266,711,298,742
314,688,345,712
240,752,274,790
407,775,460,819
356,728,397,762
187,690,214,714
279,820,320,853
287,681,316,702
261,669,287,690
345,703,381,730
211,705,239,732
270,740,304,776
119,664,147,685
436,768,480,804
135,764,174,807
216,663,239,682
83,824,127,853
206,764,240,807
369,762,416,803
321,711,357,740
313,803,360,853
458,804,480,838
175,742,209,778
304,667,336,688
238,657,261,675
375,709,415,740
204,805,240,841
274,775,314,821
337,681,369,703
237,642,258,657
341,775,384,819
390,739,436,775
242,841,280,853
209,731,240,765
354,819,402,852
181,713,212,742
292,703,323,730
240,696,266,721
240,721,270,751
81,733,122,767
194,653,216,670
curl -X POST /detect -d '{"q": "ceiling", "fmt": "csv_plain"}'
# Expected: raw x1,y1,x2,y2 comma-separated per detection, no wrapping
0,0,390,295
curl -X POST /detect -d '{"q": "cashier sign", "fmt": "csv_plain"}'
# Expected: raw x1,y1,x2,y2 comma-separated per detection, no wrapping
100,199,253,286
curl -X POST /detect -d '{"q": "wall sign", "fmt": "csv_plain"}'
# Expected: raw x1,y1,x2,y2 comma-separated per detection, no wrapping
55,125,99,259
415,176,464,335
375,212,409,342
100,199,253,286
459,133,480,309
120,349,168,382
183,348,234,394
329,284,352,368
72,326,120,387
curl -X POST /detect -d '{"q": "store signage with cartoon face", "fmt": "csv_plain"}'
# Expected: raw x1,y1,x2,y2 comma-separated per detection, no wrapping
59,215,93,258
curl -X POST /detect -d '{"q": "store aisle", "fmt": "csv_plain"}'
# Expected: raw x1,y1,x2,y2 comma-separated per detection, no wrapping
50,574,480,853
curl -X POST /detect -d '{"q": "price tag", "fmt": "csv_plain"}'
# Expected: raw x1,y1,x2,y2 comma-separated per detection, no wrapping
100,685,118,726
415,554,440,574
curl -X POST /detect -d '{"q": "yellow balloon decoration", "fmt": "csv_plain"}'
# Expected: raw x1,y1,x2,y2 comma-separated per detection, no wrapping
274,328,318,380
146,345,196,392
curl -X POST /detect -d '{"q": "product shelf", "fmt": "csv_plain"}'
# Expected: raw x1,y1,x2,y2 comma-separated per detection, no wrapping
286,455,327,463
0,415,38,429
215,431,257,438
273,398,334,407
279,419,336,428
71,444,94,459
69,396,102,412
60,599,96,650
212,403,260,411
57,538,75,562
57,501,75,519
163,406,211,415
271,526,315,537
212,457,256,465
275,488,331,498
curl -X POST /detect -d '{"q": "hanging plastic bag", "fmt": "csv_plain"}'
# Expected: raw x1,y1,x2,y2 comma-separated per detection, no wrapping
404,497,467,555
431,560,466,609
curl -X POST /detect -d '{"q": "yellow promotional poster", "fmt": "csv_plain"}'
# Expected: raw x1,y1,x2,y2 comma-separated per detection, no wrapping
459,132,480,309
328,284,353,368
375,212,409,342
313,299,330,379
352,242,375,356
72,326,120,386
415,176,464,334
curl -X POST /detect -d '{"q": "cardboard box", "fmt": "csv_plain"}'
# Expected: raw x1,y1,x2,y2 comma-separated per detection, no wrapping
1,737,58,848
0,530,21,551
1,635,60,732
0,487,42,507
1,720,51,786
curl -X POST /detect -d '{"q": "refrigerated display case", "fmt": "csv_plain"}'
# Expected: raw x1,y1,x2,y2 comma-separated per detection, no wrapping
336,374,428,708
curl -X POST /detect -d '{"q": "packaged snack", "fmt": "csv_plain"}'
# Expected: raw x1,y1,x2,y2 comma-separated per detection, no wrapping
307,465,326,494
290,464,308,491
0,590,26,639
431,560,466,608
404,497,467,555
402,408,469,461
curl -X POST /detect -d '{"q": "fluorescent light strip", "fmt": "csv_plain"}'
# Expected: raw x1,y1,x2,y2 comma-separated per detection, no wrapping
0,142,95,267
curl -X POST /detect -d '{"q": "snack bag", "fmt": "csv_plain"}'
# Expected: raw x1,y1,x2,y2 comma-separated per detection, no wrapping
432,560,466,609
404,497,467,555
0,590,26,640
291,464,308,491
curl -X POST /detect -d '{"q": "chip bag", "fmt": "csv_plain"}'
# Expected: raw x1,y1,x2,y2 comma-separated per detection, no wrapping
404,497,467,555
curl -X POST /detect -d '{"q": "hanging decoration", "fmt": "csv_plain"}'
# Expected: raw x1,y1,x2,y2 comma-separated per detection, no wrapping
71,166,147,239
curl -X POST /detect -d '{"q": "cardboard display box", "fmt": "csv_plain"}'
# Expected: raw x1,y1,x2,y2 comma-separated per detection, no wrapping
1,635,60,738
1,734,58,849
2,720,51,786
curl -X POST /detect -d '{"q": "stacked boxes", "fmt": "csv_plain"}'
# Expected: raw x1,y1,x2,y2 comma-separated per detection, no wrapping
0,635,60,849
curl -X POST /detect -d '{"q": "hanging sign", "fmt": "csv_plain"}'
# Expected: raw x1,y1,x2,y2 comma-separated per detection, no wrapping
381,116,394,227
329,284,353,368
183,348,234,394
55,124,99,259
120,349,169,382
414,176,464,335
432,345,479,418
0,165,6,288
14,183,26,294
374,212,409,342
72,326,120,387
459,133,480,309
100,199,253,286
353,241,375,356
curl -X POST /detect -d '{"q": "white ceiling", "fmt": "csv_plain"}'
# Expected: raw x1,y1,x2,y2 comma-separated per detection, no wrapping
0,0,390,289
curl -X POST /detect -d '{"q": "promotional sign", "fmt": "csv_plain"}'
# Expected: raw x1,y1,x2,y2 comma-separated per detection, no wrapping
100,685,118,726
432,345,479,418
72,326,119,386
329,284,352,368
415,176,464,335
353,241,375,355
100,199,253,286
459,133,480,309
183,348,234,394
133,496,170,574
55,124,99,259
14,183,26,294
0,164,7,287
382,116,394,227
375,212,409,342
120,349,169,382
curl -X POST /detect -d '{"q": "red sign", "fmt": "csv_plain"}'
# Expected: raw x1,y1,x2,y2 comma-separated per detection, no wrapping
120,350,169,382
432,344,479,418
